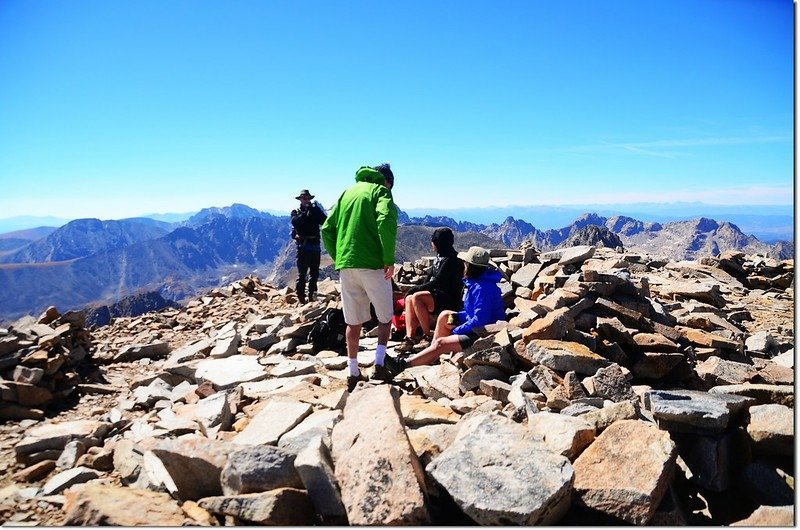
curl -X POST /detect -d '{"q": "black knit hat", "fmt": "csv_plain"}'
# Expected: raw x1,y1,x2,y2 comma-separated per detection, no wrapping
373,163,394,186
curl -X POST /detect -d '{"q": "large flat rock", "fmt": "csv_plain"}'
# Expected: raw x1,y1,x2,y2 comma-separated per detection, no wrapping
234,399,313,446
194,355,269,390
14,420,110,457
295,436,348,525
399,394,461,427
645,389,755,434
572,419,677,524
519,340,610,375
277,409,342,454
149,435,238,501
63,484,190,525
198,488,316,525
427,413,574,525
709,383,794,407
330,385,429,525
746,404,793,457
527,412,595,461
220,445,302,495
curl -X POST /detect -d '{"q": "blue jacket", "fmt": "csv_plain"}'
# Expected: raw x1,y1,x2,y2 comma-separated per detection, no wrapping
452,268,506,335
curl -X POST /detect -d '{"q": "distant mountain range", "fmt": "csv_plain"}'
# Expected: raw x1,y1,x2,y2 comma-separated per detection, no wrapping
0,203,792,324
402,203,794,242
0,202,792,241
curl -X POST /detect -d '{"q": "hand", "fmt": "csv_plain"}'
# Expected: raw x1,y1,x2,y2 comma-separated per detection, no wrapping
383,265,395,280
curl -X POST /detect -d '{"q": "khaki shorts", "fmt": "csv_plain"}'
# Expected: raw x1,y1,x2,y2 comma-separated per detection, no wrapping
339,268,393,325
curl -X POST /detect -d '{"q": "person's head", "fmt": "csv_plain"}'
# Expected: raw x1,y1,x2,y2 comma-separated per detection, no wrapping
464,262,488,279
296,189,314,206
373,163,394,190
431,227,454,253
457,246,494,279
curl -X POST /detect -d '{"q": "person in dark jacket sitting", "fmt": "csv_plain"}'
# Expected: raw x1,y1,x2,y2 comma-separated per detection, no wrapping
375,246,506,381
291,189,327,304
395,227,464,352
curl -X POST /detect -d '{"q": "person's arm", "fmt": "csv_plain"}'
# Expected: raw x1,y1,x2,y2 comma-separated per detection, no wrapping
320,203,338,263
452,284,490,335
311,203,327,224
375,188,397,267
410,255,459,295
290,209,302,227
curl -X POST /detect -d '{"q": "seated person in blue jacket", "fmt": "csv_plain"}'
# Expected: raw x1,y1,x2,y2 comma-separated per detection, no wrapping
395,227,464,352
377,246,506,380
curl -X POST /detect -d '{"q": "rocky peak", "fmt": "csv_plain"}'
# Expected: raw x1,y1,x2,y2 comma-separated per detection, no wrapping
186,203,266,226
693,217,720,232
605,215,660,236
0,218,169,264
572,212,608,229
559,225,623,250
483,217,540,247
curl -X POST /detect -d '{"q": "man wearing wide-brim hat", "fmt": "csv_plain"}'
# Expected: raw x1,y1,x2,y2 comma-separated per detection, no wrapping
291,189,327,304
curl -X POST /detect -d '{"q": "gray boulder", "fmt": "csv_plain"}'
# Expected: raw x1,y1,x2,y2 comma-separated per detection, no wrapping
427,413,574,525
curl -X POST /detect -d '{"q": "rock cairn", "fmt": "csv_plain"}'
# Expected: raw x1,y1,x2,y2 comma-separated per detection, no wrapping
0,245,793,526
1,308,95,421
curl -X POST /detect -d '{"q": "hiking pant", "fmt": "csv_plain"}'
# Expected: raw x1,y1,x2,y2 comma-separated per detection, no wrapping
296,246,321,299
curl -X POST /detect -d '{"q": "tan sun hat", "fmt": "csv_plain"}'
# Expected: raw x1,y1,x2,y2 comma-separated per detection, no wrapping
457,246,494,268
295,189,315,200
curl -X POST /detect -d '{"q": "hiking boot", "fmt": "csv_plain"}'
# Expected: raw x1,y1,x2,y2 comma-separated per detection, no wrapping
297,295,307,305
347,373,367,393
394,337,416,353
413,335,432,352
372,355,407,382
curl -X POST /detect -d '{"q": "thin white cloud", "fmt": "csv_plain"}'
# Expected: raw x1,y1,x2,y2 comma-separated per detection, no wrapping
560,134,791,158
540,184,793,206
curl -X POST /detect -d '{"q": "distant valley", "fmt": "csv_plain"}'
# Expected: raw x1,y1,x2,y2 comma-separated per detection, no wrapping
0,203,793,324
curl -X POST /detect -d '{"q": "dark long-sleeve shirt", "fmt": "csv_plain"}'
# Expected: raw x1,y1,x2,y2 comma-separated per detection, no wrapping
408,248,464,311
291,203,327,242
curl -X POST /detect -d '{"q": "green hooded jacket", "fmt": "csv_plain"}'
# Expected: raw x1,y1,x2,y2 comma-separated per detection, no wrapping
321,166,398,270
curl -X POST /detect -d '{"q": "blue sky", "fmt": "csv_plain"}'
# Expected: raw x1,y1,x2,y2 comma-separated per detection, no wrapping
0,0,793,220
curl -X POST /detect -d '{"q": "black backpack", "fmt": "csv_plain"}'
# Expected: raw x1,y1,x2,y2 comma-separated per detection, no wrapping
307,308,347,354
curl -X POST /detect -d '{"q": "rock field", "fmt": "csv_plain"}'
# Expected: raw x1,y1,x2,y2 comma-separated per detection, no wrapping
0,245,794,526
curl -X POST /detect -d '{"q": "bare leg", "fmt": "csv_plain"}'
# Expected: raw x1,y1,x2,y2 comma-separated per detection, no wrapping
406,292,435,339
433,311,456,340
346,324,361,359
414,292,435,337
406,335,463,367
377,321,391,347
404,295,419,339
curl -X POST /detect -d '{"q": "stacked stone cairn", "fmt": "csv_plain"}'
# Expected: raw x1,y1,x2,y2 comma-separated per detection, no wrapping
1,308,95,421
0,246,793,526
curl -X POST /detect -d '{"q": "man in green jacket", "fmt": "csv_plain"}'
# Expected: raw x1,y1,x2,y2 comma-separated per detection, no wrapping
321,163,398,392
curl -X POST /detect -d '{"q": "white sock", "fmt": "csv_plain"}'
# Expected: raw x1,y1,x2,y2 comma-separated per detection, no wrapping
375,344,386,366
348,358,360,377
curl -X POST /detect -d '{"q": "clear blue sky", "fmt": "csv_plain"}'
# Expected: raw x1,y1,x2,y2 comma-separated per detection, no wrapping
0,0,793,220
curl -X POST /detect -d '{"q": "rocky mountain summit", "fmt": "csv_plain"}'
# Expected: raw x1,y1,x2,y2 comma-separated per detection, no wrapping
0,243,793,526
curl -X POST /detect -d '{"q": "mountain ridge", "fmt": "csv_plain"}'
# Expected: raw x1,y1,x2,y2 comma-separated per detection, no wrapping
0,204,792,324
